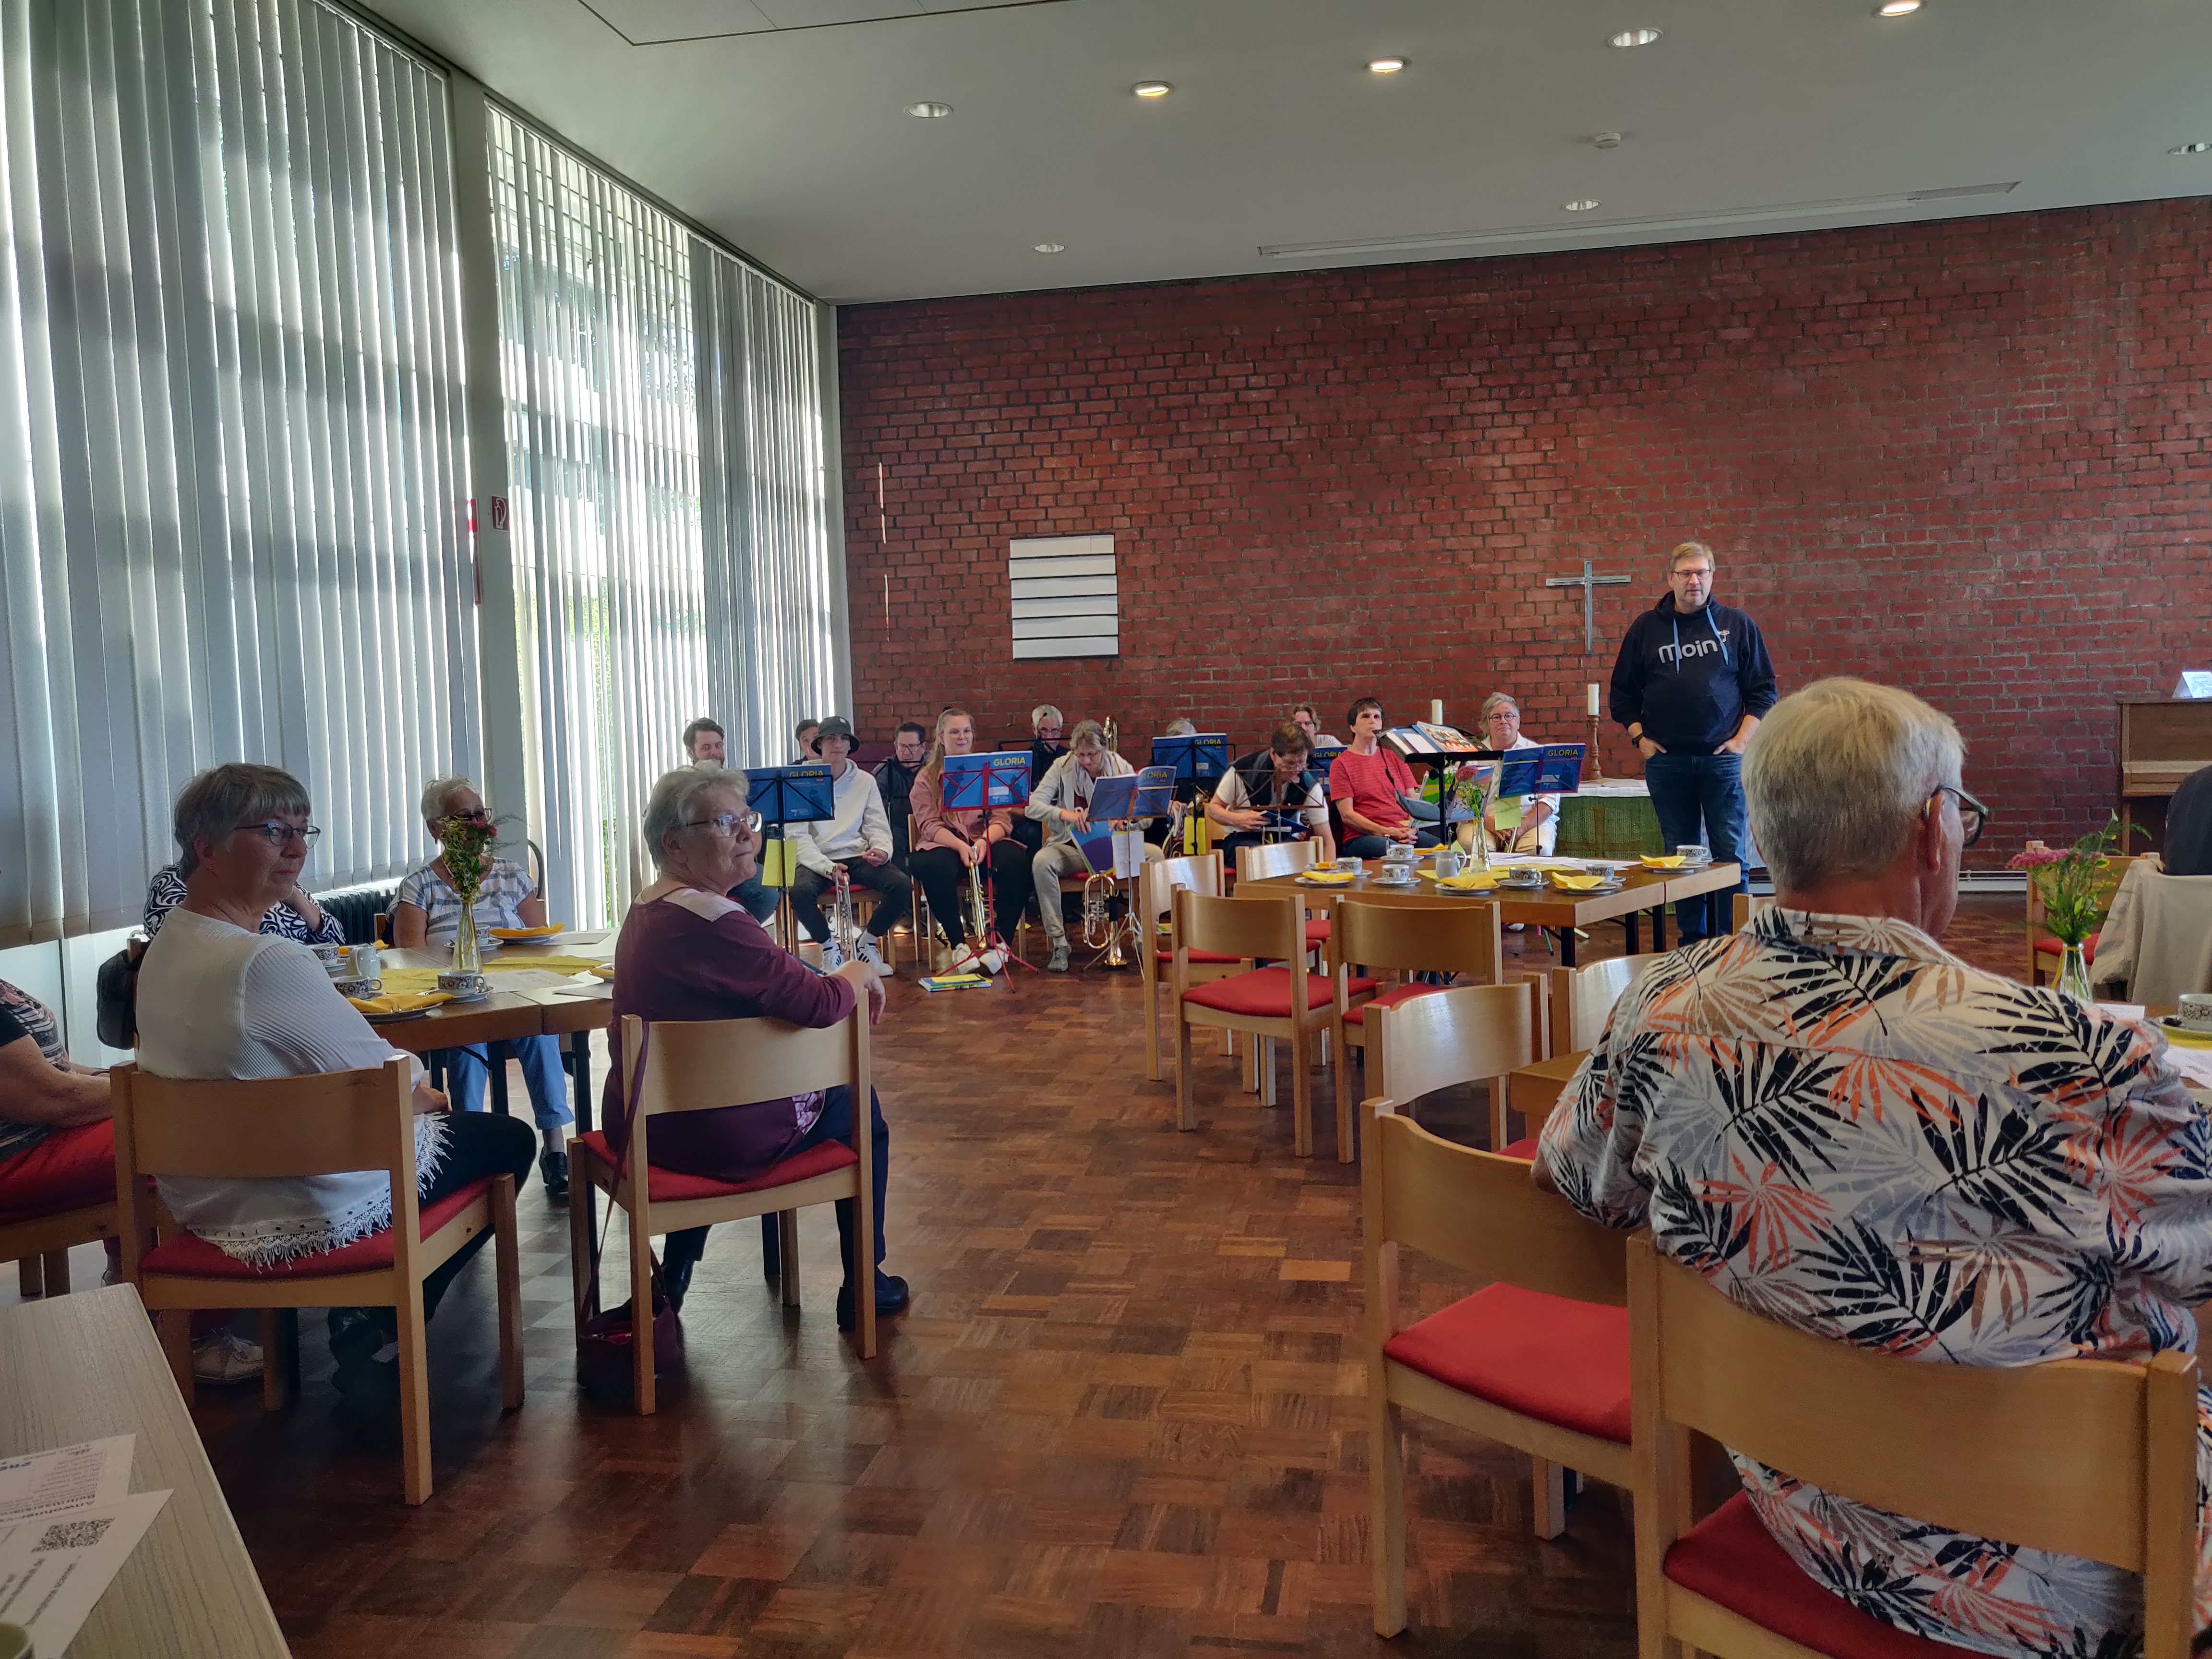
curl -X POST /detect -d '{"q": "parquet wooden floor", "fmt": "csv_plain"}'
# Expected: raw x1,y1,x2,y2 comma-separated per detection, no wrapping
12,897,2032,1658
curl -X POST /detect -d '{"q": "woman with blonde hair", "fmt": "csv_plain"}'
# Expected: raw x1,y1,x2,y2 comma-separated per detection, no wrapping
907,707,1033,971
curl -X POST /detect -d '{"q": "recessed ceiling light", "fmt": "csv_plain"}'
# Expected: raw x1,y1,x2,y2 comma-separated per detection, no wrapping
1033,243,1066,254
2172,141,2212,156
1606,27,1661,48
1367,57,1406,74
905,101,952,118
1875,0,1921,13
1132,80,1172,98
1563,199,1602,213
1592,131,1625,149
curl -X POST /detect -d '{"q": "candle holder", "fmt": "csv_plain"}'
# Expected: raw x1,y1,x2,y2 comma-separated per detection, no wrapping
1587,715,1607,780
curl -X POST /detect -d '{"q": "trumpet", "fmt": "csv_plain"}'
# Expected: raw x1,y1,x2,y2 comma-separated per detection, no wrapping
830,862,860,962
1102,716,1118,756
967,856,991,950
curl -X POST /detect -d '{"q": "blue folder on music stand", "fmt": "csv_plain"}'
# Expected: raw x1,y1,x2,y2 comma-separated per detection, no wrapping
1150,733,1229,782
744,765,836,825
942,751,1032,811
1491,744,1585,798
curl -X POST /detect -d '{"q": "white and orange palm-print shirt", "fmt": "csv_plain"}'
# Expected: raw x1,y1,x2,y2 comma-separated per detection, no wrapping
1539,906,2212,1659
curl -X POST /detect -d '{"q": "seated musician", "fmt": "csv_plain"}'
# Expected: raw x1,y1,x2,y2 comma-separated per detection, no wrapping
907,706,1034,973
1145,717,1205,851
788,717,908,970
1329,698,1441,859
873,721,930,871
1209,721,1334,865
1025,721,1160,973
1012,703,1065,862
1465,693,1559,854
792,718,821,763
1290,703,1343,751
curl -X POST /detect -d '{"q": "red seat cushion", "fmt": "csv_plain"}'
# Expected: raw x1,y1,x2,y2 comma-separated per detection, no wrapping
1342,983,1444,1026
1665,1492,1981,1659
571,1133,858,1203
2032,930,2100,962
1304,917,1332,946
1156,947,1246,966
1382,1282,1630,1444
1182,966,1376,1018
141,1179,497,1280
1498,1137,1541,1161
0,1119,116,1225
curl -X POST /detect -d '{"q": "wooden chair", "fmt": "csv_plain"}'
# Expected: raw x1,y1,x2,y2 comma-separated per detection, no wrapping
1172,890,1373,1156
113,1058,523,1506
1330,899,1516,1158
2023,847,2136,987
905,816,935,963
1628,1232,2198,1659
1233,840,1333,967
3,1199,120,1299
1548,954,1669,1056
1728,892,1771,934
572,1008,877,1413
1137,852,1240,1082
1365,982,1544,1157
1365,1094,1633,1635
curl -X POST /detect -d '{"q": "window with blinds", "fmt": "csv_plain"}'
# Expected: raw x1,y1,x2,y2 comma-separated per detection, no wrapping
489,112,841,927
0,0,478,944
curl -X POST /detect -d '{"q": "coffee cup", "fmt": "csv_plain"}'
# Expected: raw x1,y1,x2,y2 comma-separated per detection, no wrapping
2179,993,2212,1033
333,976,382,999
1333,857,1362,875
0,1618,32,1659
311,942,346,975
1676,844,1710,865
438,970,489,999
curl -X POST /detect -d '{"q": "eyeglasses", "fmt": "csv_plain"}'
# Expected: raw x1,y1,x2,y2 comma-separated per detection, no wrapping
444,808,492,825
235,821,321,848
682,811,763,837
1929,784,1988,848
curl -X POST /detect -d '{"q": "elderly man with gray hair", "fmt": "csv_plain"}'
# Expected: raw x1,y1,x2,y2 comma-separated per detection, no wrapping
1538,677,2212,1659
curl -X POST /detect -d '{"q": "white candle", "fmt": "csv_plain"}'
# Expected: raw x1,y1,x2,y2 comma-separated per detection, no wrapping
1586,682,1601,717
1430,698,1444,723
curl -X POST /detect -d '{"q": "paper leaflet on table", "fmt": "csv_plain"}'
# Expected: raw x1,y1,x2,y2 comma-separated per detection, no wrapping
0,1436,132,1523
0,1487,171,1654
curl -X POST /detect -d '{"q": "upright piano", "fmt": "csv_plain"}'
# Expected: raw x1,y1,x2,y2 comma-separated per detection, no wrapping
2117,697,2212,852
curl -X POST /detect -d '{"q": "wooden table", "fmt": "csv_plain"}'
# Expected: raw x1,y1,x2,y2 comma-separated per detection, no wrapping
1241,864,1742,966
0,1286,287,1658
376,945,612,1133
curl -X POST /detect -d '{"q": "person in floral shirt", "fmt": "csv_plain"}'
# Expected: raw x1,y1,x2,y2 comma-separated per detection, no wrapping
1539,676,2212,1659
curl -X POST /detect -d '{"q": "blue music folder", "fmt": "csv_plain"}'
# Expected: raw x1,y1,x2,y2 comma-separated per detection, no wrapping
942,750,1032,811
1150,733,1229,782
744,764,835,824
1491,743,1585,798
1085,766,1176,823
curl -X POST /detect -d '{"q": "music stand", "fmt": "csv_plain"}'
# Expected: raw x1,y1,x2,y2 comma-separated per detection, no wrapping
1149,733,1230,785
745,764,837,952
936,752,1038,978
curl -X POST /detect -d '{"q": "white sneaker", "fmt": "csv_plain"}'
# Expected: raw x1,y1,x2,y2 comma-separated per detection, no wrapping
819,937,845,971
192,1328,264,1386
855,935,886,969
947,943,983,974
973,946,1006,975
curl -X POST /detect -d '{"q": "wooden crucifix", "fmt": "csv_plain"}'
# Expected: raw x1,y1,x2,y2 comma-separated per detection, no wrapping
1545,559,1633,653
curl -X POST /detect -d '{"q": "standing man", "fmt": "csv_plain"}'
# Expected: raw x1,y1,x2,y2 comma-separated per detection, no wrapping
873,721,929,870
682,716,781,924
789,718,909,970
1608,541,1778,943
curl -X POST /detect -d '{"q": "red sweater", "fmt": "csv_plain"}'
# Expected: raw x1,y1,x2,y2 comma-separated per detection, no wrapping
604,888,856,1181
1328,746,1415,830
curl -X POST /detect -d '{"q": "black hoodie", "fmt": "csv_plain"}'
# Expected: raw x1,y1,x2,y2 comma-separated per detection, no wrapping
1608,594,1778,754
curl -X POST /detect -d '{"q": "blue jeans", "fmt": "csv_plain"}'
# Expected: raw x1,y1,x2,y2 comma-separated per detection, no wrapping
661,1085,891,1295
731,875,781,924
1644,751,1750,942
443,1034,573,1133
1340,828,1442,861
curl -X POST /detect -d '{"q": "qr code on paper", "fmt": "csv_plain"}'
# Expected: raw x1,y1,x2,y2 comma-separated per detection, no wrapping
38,1516,111,1551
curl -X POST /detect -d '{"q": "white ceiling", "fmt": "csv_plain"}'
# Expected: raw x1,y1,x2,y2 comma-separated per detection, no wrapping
365,0,2212,305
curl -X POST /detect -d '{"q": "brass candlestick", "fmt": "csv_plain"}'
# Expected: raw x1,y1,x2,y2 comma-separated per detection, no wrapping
1587,715,1606,780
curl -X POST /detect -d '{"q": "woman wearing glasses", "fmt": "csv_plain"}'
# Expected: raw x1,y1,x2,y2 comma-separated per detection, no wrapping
392,777,573,1200
606,765,905,1329
143,824,345,945
134,763,535,1401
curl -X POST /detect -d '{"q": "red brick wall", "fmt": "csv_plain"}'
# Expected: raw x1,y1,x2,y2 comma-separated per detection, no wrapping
837,200,2212,858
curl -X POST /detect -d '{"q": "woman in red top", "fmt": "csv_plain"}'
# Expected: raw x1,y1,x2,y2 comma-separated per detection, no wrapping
906,706,1034,971
1328,698,1442,860
609,766,904,1330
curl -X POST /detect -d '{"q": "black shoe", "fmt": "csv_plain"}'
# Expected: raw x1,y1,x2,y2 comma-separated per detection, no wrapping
326,1306,386,1370
539,1147,570,1202
661,1252,697,1312
836,1274,910,1332
332,1353,398,1404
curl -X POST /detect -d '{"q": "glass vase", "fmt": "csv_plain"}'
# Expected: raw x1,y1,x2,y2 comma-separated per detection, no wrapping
2056,941,2092,1004
449,894,481,976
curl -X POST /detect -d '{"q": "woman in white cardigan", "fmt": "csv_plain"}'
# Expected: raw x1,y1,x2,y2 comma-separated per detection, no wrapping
135,763,534,1399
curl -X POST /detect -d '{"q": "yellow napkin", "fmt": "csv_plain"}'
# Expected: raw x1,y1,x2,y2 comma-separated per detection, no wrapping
347,990,452,1016
1549,873,1609,891
1428,870,1500,890
379,967,446,995
489,923,564,940
486,954,608,975
1638,854,1686,869
1296,870,1357,886
587,963,615,981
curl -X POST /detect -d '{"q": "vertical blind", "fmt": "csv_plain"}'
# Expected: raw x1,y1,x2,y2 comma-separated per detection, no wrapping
0,0,477,944
491,108,840,927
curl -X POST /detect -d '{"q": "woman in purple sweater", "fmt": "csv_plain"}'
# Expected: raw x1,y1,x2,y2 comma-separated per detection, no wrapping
608,765,904,1331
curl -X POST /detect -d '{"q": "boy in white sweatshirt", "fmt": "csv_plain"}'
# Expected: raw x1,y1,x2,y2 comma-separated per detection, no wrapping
789,718,910,968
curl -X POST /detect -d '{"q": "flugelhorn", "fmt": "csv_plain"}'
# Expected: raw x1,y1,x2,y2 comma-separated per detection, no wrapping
967,855,991,950
830,862,860,962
